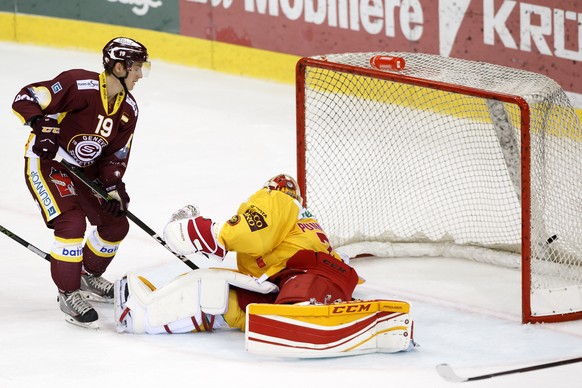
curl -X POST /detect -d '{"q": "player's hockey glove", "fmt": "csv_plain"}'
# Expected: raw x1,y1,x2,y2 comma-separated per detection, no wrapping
31,116,60,160
101,181,130,217
98,160,129,217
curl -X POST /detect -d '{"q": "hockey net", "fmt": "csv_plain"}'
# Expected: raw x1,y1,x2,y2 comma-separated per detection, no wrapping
296,52,582,323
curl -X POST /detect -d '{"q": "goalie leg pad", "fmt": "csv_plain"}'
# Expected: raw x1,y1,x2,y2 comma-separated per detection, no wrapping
127,270,223,329
121,269,279,333
245,300,413,358
123,273,155,333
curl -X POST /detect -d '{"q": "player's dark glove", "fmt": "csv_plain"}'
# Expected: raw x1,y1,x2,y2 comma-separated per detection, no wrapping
101,181,130,217
31,116,60,161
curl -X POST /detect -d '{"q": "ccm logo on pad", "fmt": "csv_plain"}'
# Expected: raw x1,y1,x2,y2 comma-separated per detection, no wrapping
331,304,372,314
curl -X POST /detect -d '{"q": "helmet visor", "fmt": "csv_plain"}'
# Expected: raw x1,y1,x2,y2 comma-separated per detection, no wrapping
129,61,151,78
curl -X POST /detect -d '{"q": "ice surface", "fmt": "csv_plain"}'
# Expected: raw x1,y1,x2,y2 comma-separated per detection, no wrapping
1,42,582,388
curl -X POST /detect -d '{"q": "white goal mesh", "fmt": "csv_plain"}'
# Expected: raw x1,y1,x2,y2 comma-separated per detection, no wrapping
296,52,582,323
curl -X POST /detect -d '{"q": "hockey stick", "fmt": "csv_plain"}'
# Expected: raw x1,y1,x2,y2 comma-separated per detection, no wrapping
53,154,199,270
436,357,582,382
0,224,50,262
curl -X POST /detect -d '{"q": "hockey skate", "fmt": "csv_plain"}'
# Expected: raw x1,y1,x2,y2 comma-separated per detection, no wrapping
80,272,114,303
58,290,99,330
114,276,132,333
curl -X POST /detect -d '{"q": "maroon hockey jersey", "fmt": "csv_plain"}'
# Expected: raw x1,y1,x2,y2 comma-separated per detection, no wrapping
12,69,139,179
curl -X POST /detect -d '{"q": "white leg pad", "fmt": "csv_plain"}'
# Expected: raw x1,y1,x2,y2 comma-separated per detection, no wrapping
125,269,278,330
125,273,154,334
376,313,414,353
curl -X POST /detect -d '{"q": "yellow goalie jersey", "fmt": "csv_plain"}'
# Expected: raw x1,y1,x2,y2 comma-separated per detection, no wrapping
218,187,344,279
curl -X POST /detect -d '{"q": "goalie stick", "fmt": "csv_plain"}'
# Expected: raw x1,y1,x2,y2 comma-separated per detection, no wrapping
53,154,199,271
0,224,50,262
436,356,582,382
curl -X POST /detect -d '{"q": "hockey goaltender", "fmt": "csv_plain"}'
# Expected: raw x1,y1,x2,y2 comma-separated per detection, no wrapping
114,174,415,358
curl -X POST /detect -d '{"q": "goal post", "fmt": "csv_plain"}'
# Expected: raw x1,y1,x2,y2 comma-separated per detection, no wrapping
296,52,582,324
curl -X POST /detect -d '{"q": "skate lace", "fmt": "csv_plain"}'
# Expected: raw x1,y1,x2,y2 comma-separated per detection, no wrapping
67,291,93,315
87,275,113,294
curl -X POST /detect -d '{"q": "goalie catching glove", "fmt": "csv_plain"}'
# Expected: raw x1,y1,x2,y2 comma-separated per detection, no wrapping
163,206,226,260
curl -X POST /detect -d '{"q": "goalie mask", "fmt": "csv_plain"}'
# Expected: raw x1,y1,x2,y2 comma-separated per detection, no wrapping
103,37,150,75
264,174,302,203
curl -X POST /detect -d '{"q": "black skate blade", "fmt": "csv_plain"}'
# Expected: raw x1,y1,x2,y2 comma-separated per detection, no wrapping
64,314,100,330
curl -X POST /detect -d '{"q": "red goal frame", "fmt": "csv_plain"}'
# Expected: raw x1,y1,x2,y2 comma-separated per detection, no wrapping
296,56,582,324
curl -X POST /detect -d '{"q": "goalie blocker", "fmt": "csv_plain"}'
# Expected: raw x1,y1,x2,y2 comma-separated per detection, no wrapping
115,268,414,358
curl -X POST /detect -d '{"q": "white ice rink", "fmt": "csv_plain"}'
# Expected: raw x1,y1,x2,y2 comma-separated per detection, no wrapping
1,42,582,387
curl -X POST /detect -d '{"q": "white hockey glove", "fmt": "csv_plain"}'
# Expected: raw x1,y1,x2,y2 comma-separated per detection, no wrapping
164,214,226,261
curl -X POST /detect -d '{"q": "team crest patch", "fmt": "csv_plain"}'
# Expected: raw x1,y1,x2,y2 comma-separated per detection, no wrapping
243,208,268,232
51,82,62,94
227,215,240,226
69,134,106,167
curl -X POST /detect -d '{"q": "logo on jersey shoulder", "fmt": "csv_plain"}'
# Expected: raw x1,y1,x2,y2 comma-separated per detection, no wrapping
51,82,63,94
299,208,314,219
243,206,268,232
68,134,107,167
227,215,240,226
76,79,99,91
49,168,76,197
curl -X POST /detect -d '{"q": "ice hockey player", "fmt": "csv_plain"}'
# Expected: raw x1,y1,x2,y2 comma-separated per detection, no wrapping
115,174,414,357
11,37,150,329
